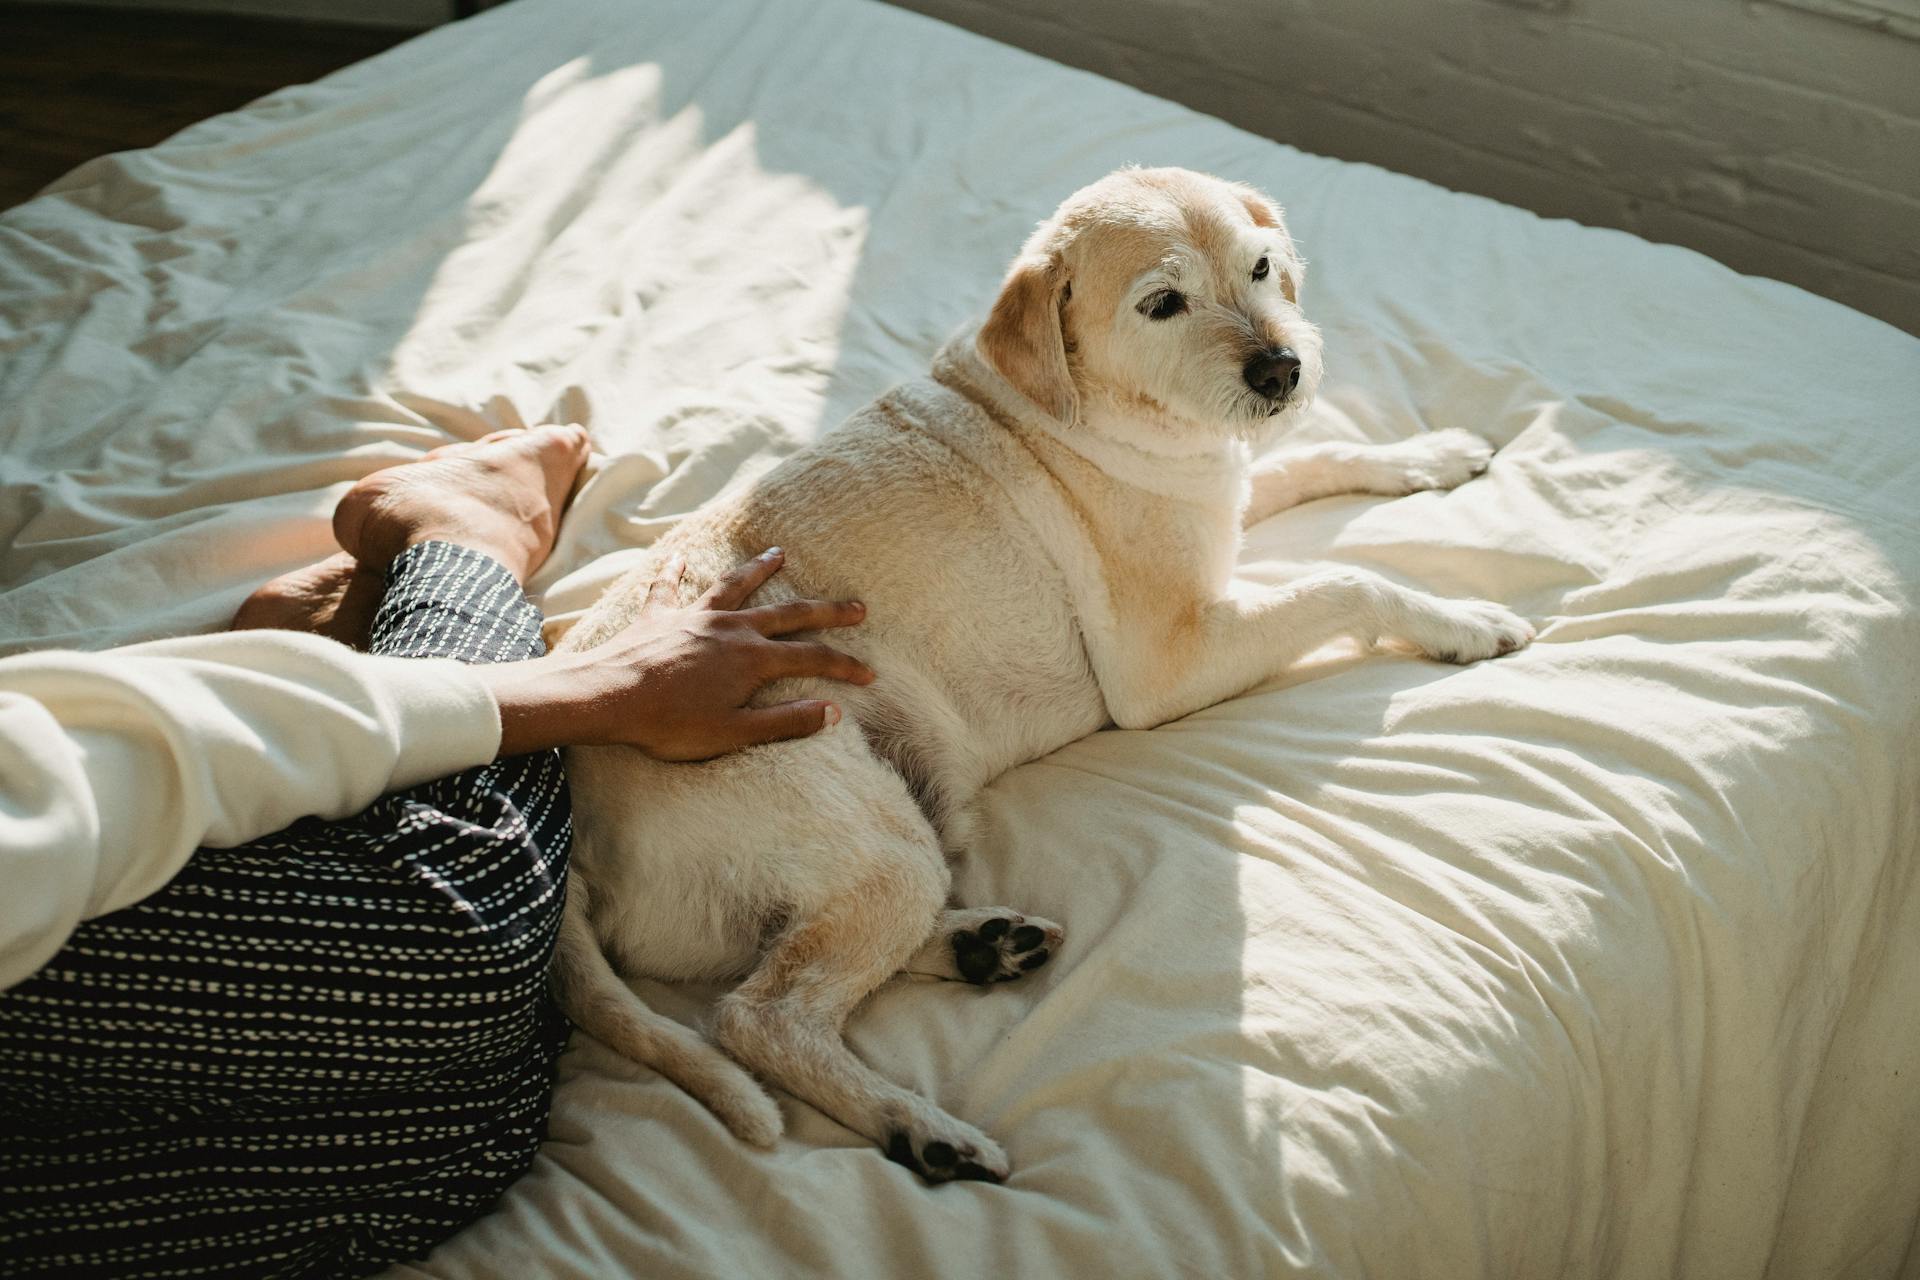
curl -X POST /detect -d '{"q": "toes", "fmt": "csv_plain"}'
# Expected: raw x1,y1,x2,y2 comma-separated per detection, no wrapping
1390,429,1496,492
1425,604,1534,664
519,422,593,463
947,911,1063,985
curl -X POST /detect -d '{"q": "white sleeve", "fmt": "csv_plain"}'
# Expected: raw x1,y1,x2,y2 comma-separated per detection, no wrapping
0,630,503,991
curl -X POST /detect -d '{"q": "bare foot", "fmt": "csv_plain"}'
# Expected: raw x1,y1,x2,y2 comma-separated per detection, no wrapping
230,426,591,647
231,552,383,646
332,424,592,584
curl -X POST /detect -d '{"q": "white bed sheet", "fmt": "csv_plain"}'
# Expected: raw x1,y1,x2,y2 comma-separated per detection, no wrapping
2,0,1917,1276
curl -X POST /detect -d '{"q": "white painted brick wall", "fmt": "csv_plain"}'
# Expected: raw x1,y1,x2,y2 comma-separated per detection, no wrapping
17,0,447,30
883,0,1920,335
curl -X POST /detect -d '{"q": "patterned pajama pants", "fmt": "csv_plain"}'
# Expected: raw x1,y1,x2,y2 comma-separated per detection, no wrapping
0,542,574,1279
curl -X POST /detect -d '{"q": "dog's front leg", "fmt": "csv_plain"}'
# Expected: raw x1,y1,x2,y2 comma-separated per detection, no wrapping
1244,429,1497,526
1097,571,1532,730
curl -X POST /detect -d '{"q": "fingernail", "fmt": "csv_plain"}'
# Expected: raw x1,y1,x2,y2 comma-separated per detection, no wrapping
762,546,783,559
823,703,841,726
850,600,865,614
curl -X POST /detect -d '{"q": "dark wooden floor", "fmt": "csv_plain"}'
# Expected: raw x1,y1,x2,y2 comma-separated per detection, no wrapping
0,4,428,210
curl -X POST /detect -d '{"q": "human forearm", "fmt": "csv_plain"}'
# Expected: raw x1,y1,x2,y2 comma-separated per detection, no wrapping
479,548,873,761
478,647,853,759
0,631,500,989
478,652,608,757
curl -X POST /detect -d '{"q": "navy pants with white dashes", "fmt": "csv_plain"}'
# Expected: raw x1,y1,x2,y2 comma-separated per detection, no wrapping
0,542,573,1280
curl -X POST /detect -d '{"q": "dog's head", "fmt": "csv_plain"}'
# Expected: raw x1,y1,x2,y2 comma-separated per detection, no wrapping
978,166,1322,447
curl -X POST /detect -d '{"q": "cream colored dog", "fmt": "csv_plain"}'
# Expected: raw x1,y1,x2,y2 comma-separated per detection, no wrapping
553,166,1532,1183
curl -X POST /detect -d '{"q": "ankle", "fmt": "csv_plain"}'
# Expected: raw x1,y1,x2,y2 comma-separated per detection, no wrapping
394,525,535,583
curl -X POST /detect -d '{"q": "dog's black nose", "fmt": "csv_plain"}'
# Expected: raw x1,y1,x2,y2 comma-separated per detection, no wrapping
1244,347,1302,401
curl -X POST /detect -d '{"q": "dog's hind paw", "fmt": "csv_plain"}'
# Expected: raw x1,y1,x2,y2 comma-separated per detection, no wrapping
882,1109,1009,1185
905,907,1064,985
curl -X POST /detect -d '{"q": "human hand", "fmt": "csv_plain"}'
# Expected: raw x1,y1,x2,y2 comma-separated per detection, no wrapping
480,548,873,760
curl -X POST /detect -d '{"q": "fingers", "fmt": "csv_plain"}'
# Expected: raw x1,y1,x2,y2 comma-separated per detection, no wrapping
696,550,866,640
702,547,785,611
643,553,688,610
740,597,867,637
761,639,876,685
731,699,842,748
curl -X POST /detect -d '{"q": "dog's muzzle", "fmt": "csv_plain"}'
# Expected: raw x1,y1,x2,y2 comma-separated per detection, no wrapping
1243,347,1303,404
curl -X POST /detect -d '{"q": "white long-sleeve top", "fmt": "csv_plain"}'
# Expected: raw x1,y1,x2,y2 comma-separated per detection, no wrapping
0,630,502,991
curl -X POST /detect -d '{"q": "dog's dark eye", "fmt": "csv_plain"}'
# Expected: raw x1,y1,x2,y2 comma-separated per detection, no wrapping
1140,290,1187,320
1252,256,1270,281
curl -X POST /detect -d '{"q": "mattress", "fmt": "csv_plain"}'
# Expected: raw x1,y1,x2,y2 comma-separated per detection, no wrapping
3,0,1918,1276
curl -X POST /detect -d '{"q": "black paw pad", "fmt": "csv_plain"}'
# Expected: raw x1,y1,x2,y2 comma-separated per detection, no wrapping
1018,947,1049,971
977,916,1010,943
951,931,1002,985
1009,924,1045,952
884,1132,1004,1185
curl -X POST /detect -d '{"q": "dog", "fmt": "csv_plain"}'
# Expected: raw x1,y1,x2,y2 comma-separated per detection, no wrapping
551,166,1533,1184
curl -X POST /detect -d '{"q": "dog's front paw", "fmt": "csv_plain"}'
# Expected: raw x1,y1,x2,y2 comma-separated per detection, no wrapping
1404,597,1535,664
883,1108,1009,1185
1369,428,1496,495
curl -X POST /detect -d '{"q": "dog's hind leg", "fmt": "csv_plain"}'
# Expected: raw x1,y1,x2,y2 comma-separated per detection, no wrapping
552,879,784,1147
903,907,1064,984
711,857,1011,1184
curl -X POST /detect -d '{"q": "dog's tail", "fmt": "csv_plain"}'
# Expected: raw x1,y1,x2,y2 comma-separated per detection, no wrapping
552,878,783,1147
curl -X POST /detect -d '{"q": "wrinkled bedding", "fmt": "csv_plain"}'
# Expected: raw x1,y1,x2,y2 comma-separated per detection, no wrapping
2,0,1917,1275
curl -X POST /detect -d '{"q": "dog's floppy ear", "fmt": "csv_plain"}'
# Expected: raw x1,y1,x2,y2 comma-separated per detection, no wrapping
1232,182,1285,231
978,252,1078,423
1229,182,1301,303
